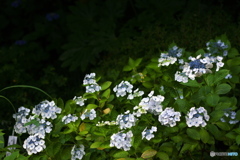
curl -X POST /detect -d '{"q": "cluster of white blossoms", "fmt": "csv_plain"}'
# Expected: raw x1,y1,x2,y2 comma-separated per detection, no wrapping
83,73,101,93
26,117,52,138
13,106,31,134
113,81,133,97
73,96,86,106
138,91,164,115
110,131,133,151
80,109,96,120
116,110,137,130
221,110,239,124
62,114,79,124
186,107,210,127
158,46,184,67
127,88,144,100
13,100,62,155
32,100,62,119
96,120,117,126
206,40,228,56
158,107,181,127
175,54,224,83
71,144,85,160
142,126,157,140
23,134,46,155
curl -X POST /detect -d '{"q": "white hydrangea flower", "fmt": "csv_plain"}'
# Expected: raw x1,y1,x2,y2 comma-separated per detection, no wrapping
221,110,239,124
80,109,96,120
83,73,96,85
158,107,181,127
225,74,232,79
158,46,183,67
23,134,46,155
127,88,144,100
32,100,62,119
96,121,117,126
73,96,86,106
86,83,101,93
139,91,164,115
133,105,147,117
186,107,209,127
26,117,52,138
175,71,188,83
71,144,85,160
116,110,137,130
13,106,31,134
206,40,228,56
62,114,79,124
113,81,133,97
142,126,157,140
110,131,133,151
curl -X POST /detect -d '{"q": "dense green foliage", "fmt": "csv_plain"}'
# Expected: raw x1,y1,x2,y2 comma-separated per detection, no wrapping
0,0,240,159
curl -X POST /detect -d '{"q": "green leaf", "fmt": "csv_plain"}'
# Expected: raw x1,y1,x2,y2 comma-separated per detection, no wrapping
4,151,19,160
205,74,214,86
90,142,103,148
187,128,200,140
206,93,219,106
171,135,183,143
227,57,240,66
213,69,229,84
135,58,142,66
123,65,133,71
113,151,129,158
57,98,64,109
180,80,201,87
215,122,230,131
226,132,237,139
146,62,158,69
142,81,153,88
128,57,135,68
207,124,221,139
236,110,240,120
102,89,110,99
215,83,231,94
195,49,205,55
209,110,224,122
228,48,239,58
236,135,240,145
141,149,157,159
157,152,169,160
200,129,210,143
86,104,98,110
101,81,112,90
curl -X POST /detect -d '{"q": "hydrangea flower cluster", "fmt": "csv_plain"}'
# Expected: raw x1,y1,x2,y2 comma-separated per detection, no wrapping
186,107,210,127
83,73,101,93
62,114,79,124
138,91,165,115
73,96,86,106
206,40,228,56
13,106,31,134
32,100,62,119
23,134,46,155
225,74,232,79
158,107,181,127
96,121,117,126
80,109,96,120
71,144,85,160
127,88,144,100
220,110,239,124
113,81,133,97
158,46,183,66
13,100,62,155
26,117,52,138
116,110,137,129
110,131,133,151
142,126,157,140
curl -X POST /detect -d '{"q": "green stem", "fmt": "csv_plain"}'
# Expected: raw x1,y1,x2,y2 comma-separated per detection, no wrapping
0,85,52,100
0,95,16,113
